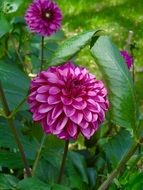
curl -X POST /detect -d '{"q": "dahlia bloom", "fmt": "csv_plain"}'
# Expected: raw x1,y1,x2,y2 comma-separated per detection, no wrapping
28,62,109,140
120,50,133,69
25,0,62,36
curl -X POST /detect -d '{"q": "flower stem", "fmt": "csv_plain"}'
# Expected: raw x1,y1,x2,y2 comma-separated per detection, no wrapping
40,36,44,71
0,81,32,177
57,140,69,184
32,134,47,176
98,140,140,190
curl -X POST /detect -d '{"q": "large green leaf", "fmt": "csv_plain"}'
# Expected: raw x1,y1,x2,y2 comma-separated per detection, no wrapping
0,151,23,169
101,129,133,168
0,62,30,111
49,30,100,66
17,177,51,190
68,151,88,184
51,184,71,190
0,174,18,189
0,119,39,160
91,36,137,131
122,172,143,190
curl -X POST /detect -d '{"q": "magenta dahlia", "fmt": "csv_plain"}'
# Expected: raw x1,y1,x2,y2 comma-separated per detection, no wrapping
25,0,62,36
120,50,133,69
28,62,109,140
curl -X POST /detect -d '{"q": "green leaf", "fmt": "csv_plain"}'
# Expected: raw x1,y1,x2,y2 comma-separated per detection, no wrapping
0,119,39,160
125,172,143,190
17,177,51,190
66,159,85,190
91,36,138,131
87,168,97,189
0,16,11,38
49,30,100,66
35,158,59,184
102,129,133,168
0,62,30,111
0,151,23,169
2,0,23,14
51,184,71,190
68,151,88,184
0,174,18,189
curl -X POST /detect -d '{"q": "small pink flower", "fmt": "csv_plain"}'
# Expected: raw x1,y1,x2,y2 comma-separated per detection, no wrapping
28,62,109,140
25,0,62,36
120,50,133,69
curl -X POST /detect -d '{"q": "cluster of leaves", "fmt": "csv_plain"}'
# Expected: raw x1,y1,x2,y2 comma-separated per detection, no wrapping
0,0,143,189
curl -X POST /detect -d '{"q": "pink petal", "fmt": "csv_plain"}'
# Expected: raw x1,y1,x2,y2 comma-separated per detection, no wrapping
36,94,47,102
38,104,53,113
92,113,98,122
37,85,49,93
63,105,75,117
33,112,45,121
94,96,105,102
61,96,72,105
58,68,69,77
41,119,50,133
80,119,89,129
75,67,81,76
48,95,61,104
52,104,63,119
87,91,97,96
72,100,87,110
87,102,101,113
49,86,60,95
70,111,83,125
56,116,68,131
83,109,92,122
67,122,78,137
80,127,91,139
57,131,69,140
98,109,105,122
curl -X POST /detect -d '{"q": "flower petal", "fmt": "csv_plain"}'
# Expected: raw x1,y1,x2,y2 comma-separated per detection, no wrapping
70,111,83,125
63,105,75,117
48,95,61,104
38,104,53,113
52,104,63,119
67,122,78,137
49,86,60,95
36,94,47,102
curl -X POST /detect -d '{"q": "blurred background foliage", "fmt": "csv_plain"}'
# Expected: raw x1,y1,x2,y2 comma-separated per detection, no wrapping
0,0,143,189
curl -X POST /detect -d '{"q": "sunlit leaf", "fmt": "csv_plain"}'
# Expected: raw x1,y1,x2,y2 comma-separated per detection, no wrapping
91,36,138,131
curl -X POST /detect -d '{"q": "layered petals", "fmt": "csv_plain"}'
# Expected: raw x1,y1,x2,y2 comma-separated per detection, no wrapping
28,62,109,140
25,0,62,36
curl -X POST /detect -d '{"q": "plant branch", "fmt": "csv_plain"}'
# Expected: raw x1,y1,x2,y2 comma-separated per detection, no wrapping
0,81,31,177
32,134,47,176
40,36,44,71
10,35,24,67
98,139,141,190
57,140,69,184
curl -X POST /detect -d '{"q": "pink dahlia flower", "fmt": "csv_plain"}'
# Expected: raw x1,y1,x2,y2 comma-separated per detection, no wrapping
120,50,133,69
28,62,109,140
25,0,62,36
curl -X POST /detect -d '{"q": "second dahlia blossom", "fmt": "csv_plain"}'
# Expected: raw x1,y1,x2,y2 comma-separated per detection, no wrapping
120,50,133,69
28,62,109,140
25,0,62,36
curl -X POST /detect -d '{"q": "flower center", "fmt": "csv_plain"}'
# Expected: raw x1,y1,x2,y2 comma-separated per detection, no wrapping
45,12,51,19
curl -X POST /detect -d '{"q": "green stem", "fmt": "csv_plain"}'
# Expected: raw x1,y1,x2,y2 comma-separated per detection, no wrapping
10,35,24,67
57,140,69,184
40,36,44,71
32,134,47,176
98,140,139,190
0,81,31,177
